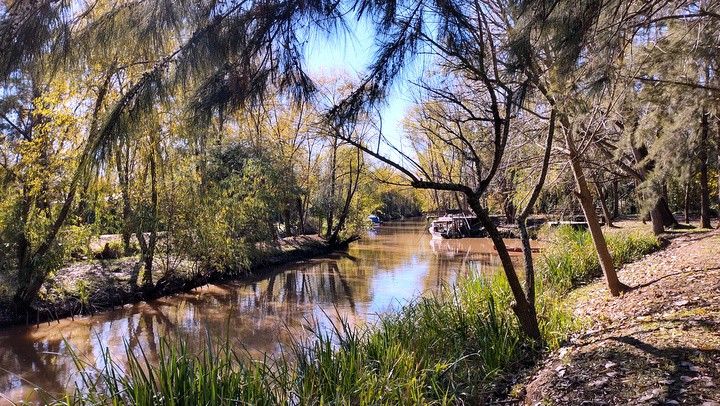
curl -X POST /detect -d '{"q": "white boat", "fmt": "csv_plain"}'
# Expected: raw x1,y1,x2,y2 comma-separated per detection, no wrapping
429,215,479,238
428,216,455,238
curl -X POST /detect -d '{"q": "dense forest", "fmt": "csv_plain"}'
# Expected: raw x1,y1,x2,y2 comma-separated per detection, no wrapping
1,0,719,404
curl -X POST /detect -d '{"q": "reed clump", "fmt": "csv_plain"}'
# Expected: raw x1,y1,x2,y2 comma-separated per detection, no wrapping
538,225,659,293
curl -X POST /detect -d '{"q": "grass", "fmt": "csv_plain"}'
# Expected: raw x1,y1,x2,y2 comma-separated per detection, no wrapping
65,274,525,405
539,225,660,293
52,226,660,405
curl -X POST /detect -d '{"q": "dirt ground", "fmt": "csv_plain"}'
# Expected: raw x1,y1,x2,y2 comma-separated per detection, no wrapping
521,225,720,405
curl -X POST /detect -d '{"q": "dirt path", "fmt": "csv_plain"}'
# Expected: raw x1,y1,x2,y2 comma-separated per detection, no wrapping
523,229,720,405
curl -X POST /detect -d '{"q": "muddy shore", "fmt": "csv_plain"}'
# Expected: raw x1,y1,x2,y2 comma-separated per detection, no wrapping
0,234,348,328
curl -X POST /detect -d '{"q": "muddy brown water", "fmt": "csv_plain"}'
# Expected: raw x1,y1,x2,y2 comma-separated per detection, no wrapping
0,220,536,403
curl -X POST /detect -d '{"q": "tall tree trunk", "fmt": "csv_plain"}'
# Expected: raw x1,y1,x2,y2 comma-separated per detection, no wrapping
684,180,691,225
650,197,666,235
116,146,133,256
565,128,629,296
594,181,613,227
329,153,362,247
630,143,678,232
502,170,516,224
717,117,720,228
134,153,158,288
517,108,555,313
283,207,293,237
612,180,619,219
468,199,541,341
325,138,338,239
700,111,711,228
657,197,678,228
144,152,158,286
647,196,678,234
296,196,305,235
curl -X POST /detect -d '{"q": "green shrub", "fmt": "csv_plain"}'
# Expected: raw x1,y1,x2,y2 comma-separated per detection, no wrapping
92,241,125,260
61,225,93,260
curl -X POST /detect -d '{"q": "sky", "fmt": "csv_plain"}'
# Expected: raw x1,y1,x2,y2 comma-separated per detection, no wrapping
303,15,416,152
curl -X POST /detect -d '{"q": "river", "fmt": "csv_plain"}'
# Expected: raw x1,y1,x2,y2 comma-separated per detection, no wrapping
0,220,534,403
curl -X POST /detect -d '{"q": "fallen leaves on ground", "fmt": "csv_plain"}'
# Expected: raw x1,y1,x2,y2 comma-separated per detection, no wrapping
522,227,720,405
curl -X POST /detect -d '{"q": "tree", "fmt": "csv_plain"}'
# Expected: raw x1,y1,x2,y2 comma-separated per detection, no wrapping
0,59,119,308
324,1,560,340
0,0,351,307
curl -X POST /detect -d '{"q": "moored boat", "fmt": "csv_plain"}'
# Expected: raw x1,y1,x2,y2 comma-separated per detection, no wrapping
428,215,481,238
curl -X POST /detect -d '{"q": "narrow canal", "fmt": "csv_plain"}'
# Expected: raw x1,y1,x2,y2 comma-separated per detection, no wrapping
0,220,535,402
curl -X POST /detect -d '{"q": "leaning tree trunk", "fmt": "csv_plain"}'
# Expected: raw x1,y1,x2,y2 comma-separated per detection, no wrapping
14,183,78,309
13,72,110,309
565,129,629,296
516,108,555,311
468,199,541,341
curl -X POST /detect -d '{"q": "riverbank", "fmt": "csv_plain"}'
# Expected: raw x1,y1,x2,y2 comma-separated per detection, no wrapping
0,234,345,328
519,227,720,405
61,223,662,405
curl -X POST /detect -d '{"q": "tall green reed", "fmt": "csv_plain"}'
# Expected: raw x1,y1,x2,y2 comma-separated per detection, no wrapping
538,226,659,293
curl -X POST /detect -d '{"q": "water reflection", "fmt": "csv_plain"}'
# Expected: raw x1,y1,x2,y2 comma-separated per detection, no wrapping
0,220,535,402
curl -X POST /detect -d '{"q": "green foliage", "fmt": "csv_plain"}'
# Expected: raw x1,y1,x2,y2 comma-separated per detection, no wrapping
61,225,93,260
539,226,660,293
0,195,22,277
92,241,127,260
163,143,302,275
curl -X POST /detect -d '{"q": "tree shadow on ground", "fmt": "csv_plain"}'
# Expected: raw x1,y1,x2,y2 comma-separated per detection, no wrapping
630,272,683,290
609,335,720,405
535,333,720,405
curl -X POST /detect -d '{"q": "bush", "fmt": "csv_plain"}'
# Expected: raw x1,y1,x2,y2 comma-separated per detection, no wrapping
93,241,124,260
61,225,93,260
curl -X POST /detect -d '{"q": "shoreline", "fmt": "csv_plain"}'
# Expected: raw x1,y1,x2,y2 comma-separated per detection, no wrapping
59,222,667,404
0,234,350,329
